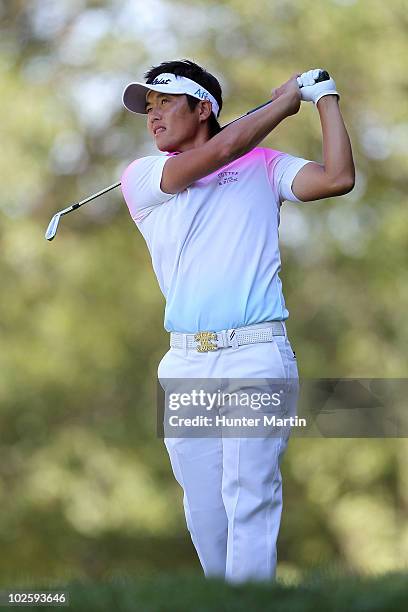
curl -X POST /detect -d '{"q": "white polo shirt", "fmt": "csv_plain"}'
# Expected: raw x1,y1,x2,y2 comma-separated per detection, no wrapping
121,147,311,333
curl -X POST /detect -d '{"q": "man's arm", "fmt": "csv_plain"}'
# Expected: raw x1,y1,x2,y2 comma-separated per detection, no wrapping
292,96,355,201
161,75,301,195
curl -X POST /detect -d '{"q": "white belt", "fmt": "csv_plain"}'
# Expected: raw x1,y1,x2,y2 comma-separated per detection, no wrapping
170,321,286,353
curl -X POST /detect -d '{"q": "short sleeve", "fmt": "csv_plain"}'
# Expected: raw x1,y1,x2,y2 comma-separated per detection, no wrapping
266,150,312,204
120,155,175,223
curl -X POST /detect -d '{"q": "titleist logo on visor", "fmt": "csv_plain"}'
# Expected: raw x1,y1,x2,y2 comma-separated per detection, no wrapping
152,77,172,85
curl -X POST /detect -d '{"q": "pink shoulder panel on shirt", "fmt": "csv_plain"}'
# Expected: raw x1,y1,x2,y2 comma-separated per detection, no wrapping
120,157,141,185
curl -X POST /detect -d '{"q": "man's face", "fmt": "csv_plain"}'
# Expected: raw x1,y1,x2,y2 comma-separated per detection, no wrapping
145,90,204,152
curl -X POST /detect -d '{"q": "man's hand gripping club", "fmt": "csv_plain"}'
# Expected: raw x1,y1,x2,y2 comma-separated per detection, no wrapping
270,68,339,113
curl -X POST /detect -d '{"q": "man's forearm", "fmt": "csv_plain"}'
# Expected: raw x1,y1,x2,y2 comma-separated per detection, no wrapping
212,95,296,161
317,96,355,185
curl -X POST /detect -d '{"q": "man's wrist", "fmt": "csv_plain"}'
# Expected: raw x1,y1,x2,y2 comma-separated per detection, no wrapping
316,94,339,110
281,91,301,116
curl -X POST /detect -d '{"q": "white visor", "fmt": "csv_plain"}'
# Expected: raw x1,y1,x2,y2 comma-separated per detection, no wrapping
122,73,220,118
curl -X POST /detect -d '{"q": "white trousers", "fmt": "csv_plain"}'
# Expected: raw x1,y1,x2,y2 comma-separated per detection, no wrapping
158,322,299,584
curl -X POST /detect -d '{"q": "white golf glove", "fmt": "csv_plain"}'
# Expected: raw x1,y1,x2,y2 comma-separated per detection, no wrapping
297,69,339,105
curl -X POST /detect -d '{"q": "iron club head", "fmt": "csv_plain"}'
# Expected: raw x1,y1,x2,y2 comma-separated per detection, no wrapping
44,203,80,241
45,212,61,241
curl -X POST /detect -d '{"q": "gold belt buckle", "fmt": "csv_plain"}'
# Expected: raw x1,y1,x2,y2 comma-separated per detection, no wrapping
194,331,218,352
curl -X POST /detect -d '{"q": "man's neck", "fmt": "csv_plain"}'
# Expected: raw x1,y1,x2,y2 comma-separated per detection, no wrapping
171,128,211,153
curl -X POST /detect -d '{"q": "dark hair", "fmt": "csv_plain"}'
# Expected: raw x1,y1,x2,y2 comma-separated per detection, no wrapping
144,59,223,138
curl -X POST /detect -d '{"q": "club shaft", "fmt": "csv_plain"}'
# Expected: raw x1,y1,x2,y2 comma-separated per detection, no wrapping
221,101,273,130
77,181,122,207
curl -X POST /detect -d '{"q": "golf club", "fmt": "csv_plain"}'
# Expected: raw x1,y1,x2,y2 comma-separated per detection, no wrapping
45,70,330,241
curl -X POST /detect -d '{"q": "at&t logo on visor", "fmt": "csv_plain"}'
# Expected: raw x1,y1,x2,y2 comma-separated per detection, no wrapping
194,88,211,101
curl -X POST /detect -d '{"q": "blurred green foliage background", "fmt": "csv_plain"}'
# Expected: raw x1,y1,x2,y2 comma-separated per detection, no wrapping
0,0,407,585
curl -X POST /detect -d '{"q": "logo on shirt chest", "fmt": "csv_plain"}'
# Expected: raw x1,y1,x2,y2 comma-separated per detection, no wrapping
217,170,239,186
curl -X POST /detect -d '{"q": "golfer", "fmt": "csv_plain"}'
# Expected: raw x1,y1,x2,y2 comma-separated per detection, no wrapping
120,59,354,583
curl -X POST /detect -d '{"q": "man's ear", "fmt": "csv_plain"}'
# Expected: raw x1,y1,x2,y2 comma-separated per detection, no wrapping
198,100,213,122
